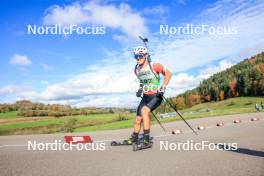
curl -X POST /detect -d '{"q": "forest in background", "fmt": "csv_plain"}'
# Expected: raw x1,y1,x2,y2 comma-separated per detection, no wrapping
157,52,264,112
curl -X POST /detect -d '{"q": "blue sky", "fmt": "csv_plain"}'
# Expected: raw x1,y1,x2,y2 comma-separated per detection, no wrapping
0,0,264,107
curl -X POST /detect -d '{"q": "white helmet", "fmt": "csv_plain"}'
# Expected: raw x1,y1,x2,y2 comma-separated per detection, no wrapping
133,46,148,55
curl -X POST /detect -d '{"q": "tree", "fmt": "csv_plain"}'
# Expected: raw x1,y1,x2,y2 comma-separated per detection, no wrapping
219,90,225,101
176,96,185,109
229,80,238,97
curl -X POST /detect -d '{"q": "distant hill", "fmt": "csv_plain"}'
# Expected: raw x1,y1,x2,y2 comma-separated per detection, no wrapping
157,52,264,112
0,100,133,117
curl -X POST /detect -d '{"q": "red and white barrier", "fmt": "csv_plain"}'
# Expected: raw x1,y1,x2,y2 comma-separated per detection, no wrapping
233,119,242,123
197,126,205,130
251,117,260,121
172,129,182,134
216,122,224,127
64,136,93,144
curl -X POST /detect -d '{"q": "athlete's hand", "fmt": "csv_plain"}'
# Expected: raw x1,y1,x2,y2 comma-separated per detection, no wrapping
157,86,166,97
136,88,143,97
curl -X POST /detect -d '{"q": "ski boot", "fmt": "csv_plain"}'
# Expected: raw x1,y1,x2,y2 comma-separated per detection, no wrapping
141,134,153,148
123,133,138,145
133,134,153,151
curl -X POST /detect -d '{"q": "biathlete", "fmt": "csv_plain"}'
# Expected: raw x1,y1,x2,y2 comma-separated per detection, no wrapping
126,46,171,147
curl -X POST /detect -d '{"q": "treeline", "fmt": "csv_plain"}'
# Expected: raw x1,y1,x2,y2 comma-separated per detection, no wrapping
0,100,131,117
157,52,264,112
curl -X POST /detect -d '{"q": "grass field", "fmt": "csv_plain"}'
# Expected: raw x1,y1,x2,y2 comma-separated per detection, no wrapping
75,119,134,132
0,113,133,135
0,97,263,135
0,111,18,119
75,97,263,132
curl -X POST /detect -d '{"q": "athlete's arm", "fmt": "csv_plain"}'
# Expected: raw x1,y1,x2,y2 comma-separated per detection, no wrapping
162,68,171,87
153,63,171,87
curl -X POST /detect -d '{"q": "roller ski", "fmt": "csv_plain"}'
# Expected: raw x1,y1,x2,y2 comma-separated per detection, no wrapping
110,137,137,146
111,134,153,146
110,133,139,146
132,134,153,151
110,140,132,146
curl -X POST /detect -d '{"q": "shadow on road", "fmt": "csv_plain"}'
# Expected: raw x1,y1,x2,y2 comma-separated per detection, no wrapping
216,144,264,158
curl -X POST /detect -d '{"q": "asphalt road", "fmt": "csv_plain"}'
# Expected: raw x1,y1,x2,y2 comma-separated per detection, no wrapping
1,112,264,176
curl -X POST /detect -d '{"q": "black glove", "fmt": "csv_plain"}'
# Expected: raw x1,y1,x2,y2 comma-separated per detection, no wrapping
157,86,166,97
136,88,143,97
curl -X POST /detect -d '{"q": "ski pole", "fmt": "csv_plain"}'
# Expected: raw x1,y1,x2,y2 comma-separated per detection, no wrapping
139,36,149,49
150,111,167,132
162,95,198,135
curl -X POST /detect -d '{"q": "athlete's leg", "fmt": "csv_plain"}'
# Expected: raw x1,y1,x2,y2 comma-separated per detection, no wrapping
126,117,141,144
147,95,163,112
141,95,163,144
141,95,162,131
127,99,145,143
141,105,151,143
134,116,142,133
141,106,151,130
134,99,145,134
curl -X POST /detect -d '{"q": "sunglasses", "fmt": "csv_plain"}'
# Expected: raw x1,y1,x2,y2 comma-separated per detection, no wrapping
134,54,145,60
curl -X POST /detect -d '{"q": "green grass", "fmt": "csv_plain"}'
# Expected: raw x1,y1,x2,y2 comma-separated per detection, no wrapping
0,111,19,119
73,113,118,121
74,97,263,132
0,113,132,135
181,97,263,113
0,118,64,131
75,119,134,132
0,97,263,135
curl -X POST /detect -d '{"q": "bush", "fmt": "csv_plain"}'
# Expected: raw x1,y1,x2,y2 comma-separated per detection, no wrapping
64,118,77,132
117,113,128,121
36,110,49,116
71,110,81,116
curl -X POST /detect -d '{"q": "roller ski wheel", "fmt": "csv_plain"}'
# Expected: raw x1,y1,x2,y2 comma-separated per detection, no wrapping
110,141,118,146
132,141,153,151
110,134,153,147
110,139,131,146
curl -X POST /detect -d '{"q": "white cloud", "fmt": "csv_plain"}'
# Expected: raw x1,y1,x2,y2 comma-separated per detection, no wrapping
2,50,138,107
39,61,138,101
0,85,37,103
40,63,52,70
0,56,234,107
151,0,264,72
9,54,32,66
43,1,148,38
166,73,197,96
43,3,89,26
0,85,19,94
198,60,234,80
166,59,234,97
